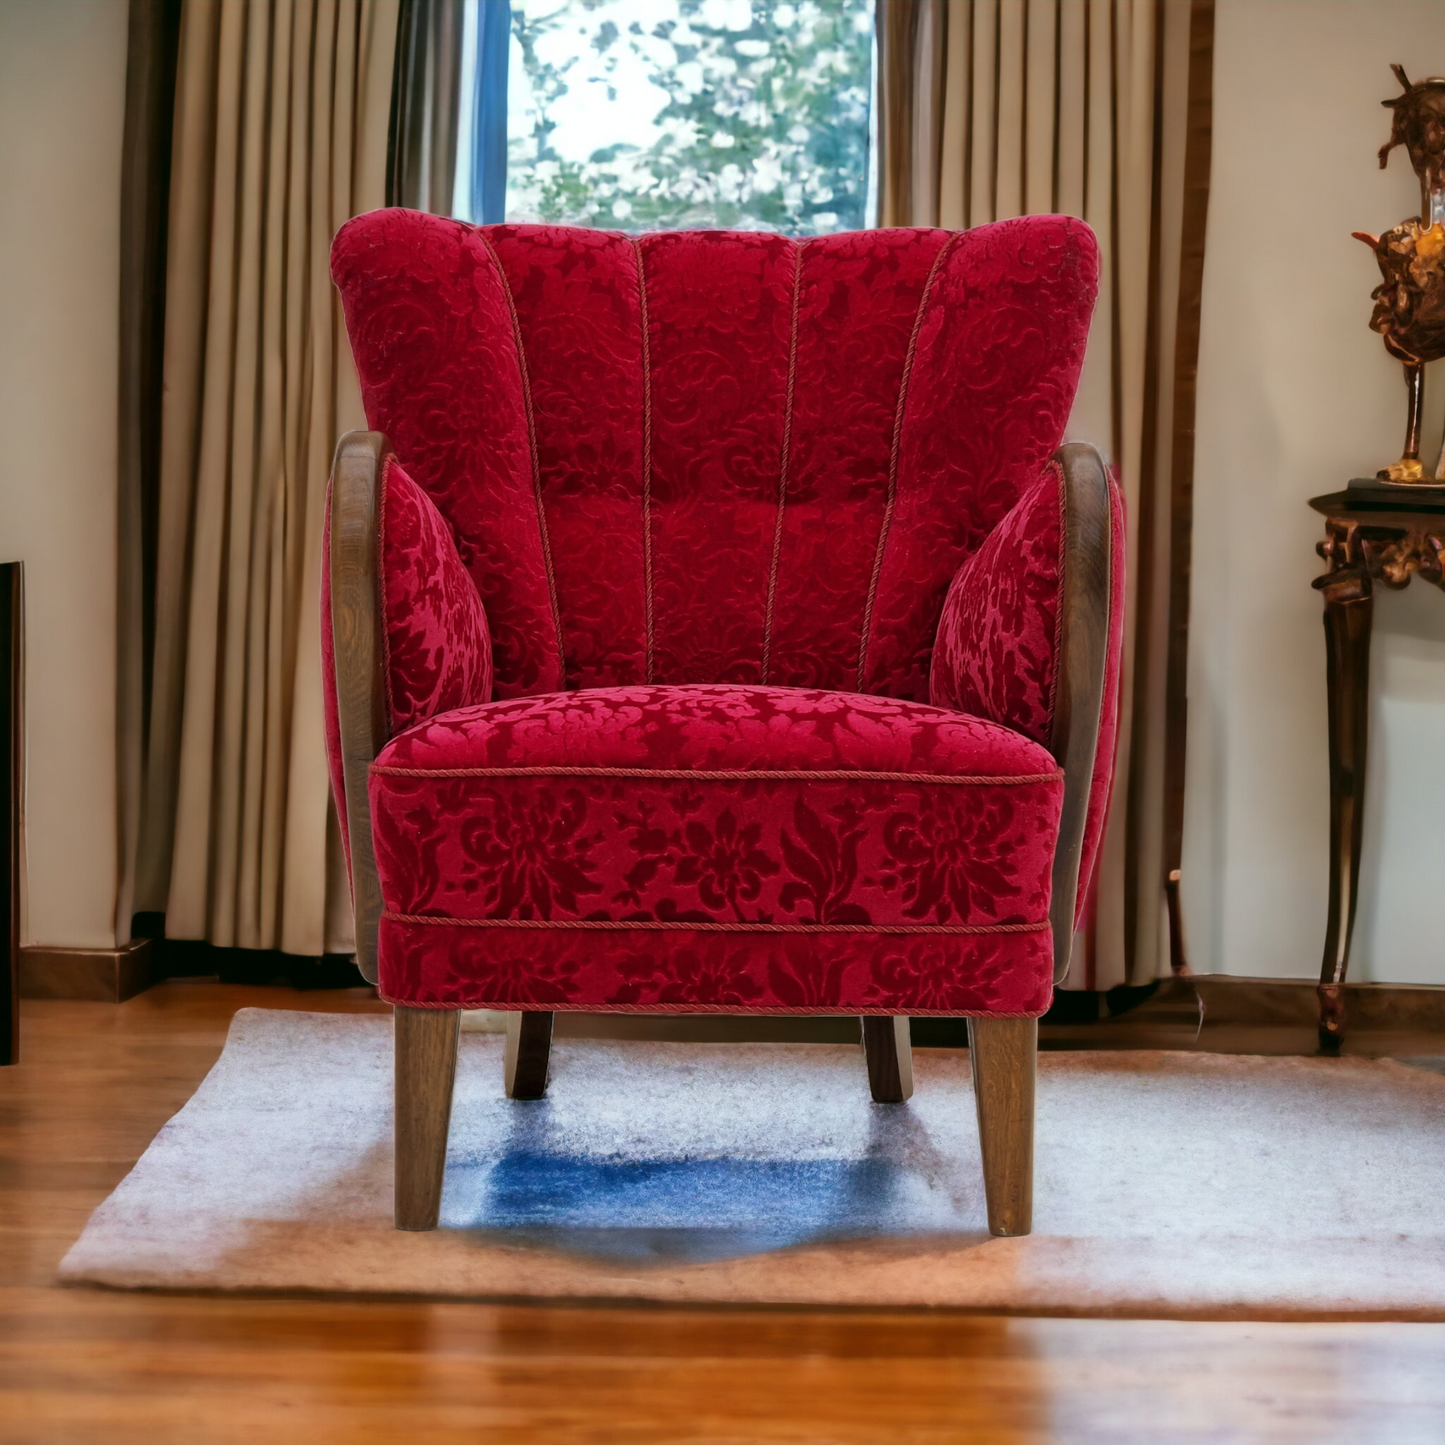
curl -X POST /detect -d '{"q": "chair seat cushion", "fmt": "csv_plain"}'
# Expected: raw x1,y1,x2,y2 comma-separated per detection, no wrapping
370,685,1063,1015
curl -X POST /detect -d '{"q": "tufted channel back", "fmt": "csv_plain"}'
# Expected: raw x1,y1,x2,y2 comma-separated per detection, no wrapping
332,208,1098,703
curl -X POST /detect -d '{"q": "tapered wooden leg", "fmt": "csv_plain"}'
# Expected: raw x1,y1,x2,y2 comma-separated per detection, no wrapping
862,1015,913,1102
967,1017,1037,1237
394,1006,460,1231
504,1011,554,1100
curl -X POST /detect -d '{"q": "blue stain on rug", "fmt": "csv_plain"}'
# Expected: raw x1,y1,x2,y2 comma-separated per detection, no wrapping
434,1073,969,1264
456,1151,901,1261
439,1102,925,1262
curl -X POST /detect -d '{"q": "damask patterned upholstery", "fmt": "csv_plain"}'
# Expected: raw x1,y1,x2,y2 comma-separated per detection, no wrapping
326,207,1120,1016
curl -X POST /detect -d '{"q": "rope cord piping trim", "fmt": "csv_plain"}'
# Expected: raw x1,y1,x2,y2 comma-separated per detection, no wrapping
377,996,1051,1018
631,236,656,684
369,764,1063,786
383,914,1049,935
475,228,567,684
761,239,807,684
856,232,961,692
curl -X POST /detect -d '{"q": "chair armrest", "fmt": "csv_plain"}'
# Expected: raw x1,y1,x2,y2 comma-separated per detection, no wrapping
323,430,494,982
931,442,1122,981
326,432,389,983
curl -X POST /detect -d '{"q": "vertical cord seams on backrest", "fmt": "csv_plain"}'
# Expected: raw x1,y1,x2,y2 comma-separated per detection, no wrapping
760,239,806,685
475,228,567,687
855,234,959,694
631,237,656,685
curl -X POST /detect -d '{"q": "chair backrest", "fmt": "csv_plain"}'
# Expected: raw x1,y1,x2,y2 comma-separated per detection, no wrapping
332,209,1098,701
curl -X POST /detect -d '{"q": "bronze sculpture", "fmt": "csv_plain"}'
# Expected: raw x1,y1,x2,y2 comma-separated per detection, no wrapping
1354,65,1445,483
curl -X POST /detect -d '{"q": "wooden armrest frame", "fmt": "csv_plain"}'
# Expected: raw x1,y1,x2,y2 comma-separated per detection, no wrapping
328,430,391,986
1046,441,1115,984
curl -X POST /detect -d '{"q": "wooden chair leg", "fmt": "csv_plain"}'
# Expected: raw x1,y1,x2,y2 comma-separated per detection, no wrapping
967,1016,1037,1237
394,1006,460,1231
862,1015,913,1102
504,1011,554,1100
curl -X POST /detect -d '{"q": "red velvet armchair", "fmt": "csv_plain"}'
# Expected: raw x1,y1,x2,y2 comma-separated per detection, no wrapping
324,208,1123,1239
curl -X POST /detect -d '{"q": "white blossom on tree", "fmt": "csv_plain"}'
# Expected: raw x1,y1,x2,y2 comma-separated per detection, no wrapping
506,0,873,234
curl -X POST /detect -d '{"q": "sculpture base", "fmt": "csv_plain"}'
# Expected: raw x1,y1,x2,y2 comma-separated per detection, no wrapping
1377,455,1430,483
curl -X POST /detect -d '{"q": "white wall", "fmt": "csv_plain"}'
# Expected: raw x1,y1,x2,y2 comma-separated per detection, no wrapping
0,0,129,949
1185,0,1445,982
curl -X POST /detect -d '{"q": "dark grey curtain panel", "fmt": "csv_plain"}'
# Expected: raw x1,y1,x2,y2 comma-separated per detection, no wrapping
388,0,465,212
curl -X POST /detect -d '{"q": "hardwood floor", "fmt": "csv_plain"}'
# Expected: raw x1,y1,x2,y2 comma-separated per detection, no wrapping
2,980,1444,1444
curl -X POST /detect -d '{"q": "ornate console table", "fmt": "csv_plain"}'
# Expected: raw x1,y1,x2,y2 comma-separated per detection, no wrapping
1310,481,1445,1048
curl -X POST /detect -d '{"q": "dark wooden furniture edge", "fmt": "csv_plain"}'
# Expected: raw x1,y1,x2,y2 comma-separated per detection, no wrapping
1310,487,1444,1047
1049,442,1114,984
329,431,391,988
1311,489,1445,523
1159,0,1216,979
504,1010,554,1099
1315,481,1445,512
862,1015,914,1102
1,563,20,1064
19,941,155,1003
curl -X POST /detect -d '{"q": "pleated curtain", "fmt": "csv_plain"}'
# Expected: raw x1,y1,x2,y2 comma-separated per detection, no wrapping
877,0,1213,988
126,0,400,956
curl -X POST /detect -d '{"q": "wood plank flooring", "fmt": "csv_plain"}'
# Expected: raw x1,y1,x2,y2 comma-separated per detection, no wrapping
1,980,1443,1444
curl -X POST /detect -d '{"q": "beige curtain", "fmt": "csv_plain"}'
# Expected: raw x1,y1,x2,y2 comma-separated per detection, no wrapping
126,0,399,956
878,0,1211,989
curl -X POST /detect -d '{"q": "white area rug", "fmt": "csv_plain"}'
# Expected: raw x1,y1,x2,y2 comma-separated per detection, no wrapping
59,1009,1445,1318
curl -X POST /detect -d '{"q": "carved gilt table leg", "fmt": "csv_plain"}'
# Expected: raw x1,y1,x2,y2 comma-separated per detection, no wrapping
1312,524,1374,1051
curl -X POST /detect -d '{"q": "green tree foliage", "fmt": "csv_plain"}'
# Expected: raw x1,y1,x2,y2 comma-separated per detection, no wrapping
507,0,873,234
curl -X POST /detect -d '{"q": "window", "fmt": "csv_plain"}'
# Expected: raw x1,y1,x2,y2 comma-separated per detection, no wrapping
454,0,876,235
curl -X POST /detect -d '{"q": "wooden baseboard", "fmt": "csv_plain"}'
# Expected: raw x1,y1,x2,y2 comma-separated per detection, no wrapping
1183,974,1445,1030
547,976,1445,1047
19,940,156,1003
11,955,1441,1028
